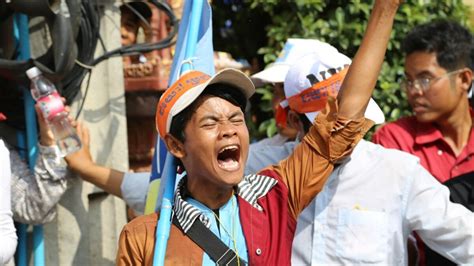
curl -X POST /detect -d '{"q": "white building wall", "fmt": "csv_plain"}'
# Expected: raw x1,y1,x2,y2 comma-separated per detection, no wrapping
44,0,128,265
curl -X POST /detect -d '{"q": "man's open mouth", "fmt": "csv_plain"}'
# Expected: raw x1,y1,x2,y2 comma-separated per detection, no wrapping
217,145,240,171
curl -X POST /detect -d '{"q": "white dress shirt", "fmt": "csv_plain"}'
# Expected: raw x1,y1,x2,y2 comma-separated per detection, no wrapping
292,140,473,265
0,139,17,265
245,138,298,175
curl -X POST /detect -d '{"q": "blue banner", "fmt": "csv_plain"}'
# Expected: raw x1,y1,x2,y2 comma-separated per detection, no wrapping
150,0,215,265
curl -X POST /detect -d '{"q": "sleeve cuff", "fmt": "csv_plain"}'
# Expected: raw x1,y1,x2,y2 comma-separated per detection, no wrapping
121,172,150,215
306,97,374,163
38,144,61,158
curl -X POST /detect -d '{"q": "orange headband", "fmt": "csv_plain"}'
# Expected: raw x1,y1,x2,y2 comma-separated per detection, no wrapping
287,67,348,114
155,71,211,139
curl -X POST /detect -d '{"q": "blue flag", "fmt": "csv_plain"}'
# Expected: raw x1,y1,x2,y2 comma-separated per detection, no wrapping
168,0,214,81
145,0,215,215
150,1,214,264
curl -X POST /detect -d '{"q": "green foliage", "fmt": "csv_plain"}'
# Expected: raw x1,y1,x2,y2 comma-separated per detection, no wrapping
248,0,471,137
253,85,277,139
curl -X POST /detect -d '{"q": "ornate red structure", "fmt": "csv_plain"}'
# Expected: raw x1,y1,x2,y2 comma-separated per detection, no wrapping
123,1,175,92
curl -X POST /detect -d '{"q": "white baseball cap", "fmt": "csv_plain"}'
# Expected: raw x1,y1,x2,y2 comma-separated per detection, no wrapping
251,38,335,86
282,45,385,125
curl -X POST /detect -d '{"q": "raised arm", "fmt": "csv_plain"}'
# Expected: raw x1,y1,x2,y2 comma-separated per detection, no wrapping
267,0,402,219
10,104,69,224
337,0,401,119
65,123,125,198
67,123,153,214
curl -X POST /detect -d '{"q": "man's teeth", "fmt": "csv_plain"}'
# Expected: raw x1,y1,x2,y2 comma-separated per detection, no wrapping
220,145,238,153
219,159,239,170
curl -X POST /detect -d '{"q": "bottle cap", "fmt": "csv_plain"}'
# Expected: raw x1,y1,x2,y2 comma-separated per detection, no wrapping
26,67,42,80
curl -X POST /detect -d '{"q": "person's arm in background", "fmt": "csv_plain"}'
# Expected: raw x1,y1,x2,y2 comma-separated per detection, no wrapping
66,123,150,214
0,139,17,265
10,104,69,224
65,123,124,197
337,0,402,120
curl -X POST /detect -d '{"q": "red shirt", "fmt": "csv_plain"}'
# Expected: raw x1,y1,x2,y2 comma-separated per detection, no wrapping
372,115,474,183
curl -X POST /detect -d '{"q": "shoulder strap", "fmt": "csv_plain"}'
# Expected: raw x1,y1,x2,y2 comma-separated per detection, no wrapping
443,171,474,211
172,216,246,265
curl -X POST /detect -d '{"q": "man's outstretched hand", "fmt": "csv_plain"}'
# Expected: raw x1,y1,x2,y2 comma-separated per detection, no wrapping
65,122,94,171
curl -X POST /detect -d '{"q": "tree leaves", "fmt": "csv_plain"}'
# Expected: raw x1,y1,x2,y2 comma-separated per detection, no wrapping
249,0,470,138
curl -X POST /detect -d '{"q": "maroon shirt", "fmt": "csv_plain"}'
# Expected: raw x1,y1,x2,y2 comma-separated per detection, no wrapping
372,115,474,183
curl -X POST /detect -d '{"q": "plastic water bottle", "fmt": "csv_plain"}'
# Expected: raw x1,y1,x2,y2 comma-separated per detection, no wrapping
26,67,81,156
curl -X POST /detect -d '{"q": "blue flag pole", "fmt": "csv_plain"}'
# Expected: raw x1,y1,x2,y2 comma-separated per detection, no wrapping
152,152,176,265
14,13,45,266
152,0,207,265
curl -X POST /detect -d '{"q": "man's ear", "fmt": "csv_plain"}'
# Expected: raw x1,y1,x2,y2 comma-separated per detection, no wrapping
459,67,473,93
164,134,185,159
287,110,304,134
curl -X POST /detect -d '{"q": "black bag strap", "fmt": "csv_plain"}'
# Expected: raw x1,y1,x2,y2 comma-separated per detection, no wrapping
172,216,246,265
443,171,474,211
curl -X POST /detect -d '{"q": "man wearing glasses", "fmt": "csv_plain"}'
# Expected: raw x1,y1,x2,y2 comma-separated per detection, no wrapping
373,20,474,265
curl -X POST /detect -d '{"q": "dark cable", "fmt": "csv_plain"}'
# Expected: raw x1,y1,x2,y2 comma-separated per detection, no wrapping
66,0,178,106
124,2,153,31
61,0,99,104
74,70,92,120
91,0,178,66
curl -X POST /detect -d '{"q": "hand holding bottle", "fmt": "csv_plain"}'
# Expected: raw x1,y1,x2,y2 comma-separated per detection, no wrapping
64,122,93,171
36,101,76,147
27,67,81,156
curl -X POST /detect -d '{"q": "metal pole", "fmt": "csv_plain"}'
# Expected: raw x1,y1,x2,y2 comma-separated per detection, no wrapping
14,13,46,266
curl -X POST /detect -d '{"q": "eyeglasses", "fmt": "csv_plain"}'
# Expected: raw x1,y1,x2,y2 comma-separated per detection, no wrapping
401,69,463,94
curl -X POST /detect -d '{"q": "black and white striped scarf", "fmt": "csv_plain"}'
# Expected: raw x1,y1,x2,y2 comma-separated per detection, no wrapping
173,174,277,233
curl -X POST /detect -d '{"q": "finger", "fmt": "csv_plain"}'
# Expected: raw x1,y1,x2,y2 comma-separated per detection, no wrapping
64,105,71,113
82,124,90,147
61,97,66,104
69,115,77,127
34,104,46,122
76,122,90,147
76,121,83,137
70,119,77,128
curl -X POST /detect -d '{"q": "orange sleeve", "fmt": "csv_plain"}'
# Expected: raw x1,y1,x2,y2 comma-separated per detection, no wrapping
267,97,374,219
116,225,145,266
116,213,158,266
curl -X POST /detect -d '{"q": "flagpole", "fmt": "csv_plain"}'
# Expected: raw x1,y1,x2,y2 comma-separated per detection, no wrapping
14,13,46,266
152,1,204,265
152,152,175,266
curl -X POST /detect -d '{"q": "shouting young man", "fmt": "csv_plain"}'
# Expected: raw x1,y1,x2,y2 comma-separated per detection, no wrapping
116,1,402,264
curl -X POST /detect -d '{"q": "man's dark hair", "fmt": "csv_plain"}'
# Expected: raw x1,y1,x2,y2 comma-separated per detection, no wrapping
120,2,152,20
169,83,247,142
298,114,312,134
402,20,474,71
